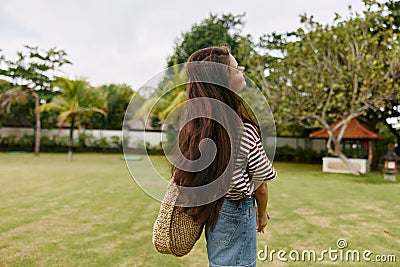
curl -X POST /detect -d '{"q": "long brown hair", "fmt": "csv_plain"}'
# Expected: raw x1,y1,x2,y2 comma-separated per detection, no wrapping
172,46,257,229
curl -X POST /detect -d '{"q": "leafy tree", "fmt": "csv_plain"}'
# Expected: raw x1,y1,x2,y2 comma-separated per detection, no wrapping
0,79,16,104
386,0,400,30
134,63,187,128
236,37,308,136
0,86,32,123
140,13,252,130
40,77,107,161
90,83,135,130
0,45,71,155
361,0,400,155
263,0,399,174
167,13,246,67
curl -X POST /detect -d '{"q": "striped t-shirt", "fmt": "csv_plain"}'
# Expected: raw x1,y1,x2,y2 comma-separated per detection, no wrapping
225,123,277,200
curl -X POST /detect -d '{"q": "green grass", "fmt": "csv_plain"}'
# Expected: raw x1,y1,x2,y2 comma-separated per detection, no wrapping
0,153,399,266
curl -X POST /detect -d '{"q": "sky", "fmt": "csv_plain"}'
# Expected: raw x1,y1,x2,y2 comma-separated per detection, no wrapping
0,0,367,90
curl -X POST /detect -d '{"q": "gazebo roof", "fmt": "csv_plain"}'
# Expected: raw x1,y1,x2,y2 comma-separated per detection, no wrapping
309,118,383,140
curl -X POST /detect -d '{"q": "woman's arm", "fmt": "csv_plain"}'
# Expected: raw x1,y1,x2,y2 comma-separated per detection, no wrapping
254,182,269,233
242,124,276,232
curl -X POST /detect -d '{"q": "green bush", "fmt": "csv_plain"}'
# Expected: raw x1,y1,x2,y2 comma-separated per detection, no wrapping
19,134,35,147
41,136,56,146
94,137,109,149
78,132,95,147
1,135,17,146
0,135,34,152
163,128,178,154
0,134,123,153
274,145,296,162
110,135,121,148
145,141,164,155
274,145,324,163
56,136,70,146
296,147,324,163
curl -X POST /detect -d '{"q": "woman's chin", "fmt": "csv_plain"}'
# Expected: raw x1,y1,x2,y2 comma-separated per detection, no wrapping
238,82,247,92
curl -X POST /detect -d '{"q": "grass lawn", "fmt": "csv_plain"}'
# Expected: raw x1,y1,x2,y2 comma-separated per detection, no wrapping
0,153,399,266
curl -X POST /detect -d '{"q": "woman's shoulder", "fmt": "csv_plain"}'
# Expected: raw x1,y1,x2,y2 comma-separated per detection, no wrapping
242,122,260,141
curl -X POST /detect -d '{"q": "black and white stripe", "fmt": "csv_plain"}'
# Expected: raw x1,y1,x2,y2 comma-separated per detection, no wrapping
225,123,277,200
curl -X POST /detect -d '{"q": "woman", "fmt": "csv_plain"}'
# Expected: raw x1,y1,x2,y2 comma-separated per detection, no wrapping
172,46,277,267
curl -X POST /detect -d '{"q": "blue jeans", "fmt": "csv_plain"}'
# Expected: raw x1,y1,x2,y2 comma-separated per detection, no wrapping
205,198,256,267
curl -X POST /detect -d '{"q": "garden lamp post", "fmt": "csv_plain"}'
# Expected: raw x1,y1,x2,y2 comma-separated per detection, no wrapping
382,144,400,182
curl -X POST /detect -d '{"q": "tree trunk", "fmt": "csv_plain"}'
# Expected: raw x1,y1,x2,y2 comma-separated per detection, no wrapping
68,116,75,161
32,91,41,156
326,128,361,176
337,151,361,175
369,141,378,170
368,141,373,169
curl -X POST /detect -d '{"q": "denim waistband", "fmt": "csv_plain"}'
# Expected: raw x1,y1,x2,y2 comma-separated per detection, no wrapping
223,197,255,210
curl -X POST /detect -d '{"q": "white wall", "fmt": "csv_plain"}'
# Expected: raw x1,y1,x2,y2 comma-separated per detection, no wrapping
0,127,325,151
0,127,166,148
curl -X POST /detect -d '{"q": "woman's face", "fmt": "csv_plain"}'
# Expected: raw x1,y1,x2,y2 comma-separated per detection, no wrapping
228,54,246,92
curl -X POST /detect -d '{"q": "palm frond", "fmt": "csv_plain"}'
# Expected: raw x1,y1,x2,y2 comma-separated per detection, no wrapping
159,90,187,121
43,77,107,128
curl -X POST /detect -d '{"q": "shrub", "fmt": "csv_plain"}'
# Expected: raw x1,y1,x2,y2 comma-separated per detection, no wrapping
0,132,149,153
41,136,56,147
110,135,121,148
19,135,35,147
274,145,324,163
79,132,93,148
94,137,109,150
275,145,296,162
1,135,17,146
146,142,164,155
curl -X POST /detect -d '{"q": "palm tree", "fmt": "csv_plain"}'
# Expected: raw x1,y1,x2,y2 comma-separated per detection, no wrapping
0,85,42,155
40,77,107,161
135,63,187,126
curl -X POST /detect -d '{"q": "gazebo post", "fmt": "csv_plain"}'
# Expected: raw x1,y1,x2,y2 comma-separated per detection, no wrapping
368,141,373,169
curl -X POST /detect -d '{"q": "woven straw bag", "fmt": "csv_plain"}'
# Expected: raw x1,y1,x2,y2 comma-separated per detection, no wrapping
152,182,204,257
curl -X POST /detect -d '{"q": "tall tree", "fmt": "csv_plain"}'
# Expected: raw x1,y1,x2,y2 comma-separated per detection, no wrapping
263,0,399,174
235,37,306,136
0,46,70,155
0,86,34,124
362,0,400,155
40,77,107,161
386,0,400,30
0,80,24,119
90,83,135,130
167,13,246,67
134,63,187,128
139,13,251,129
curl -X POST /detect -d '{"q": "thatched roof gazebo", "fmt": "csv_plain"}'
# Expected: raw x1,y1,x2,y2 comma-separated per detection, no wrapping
309,118,382,173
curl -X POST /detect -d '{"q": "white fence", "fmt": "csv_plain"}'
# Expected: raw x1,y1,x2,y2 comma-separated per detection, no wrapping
0,127,166,148
274,136,326,152
0,127,326,151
